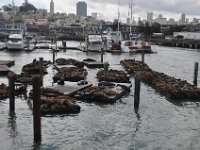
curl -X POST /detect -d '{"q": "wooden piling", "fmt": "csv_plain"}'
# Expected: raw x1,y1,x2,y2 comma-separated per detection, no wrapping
33,76,41,142
134,77,141,108
141,51,145,63
53,48,55,64
104,62,109,81
101,48,104,63
193,62,199,87
27,39,30,50
8,72,15,112
39,57,43,86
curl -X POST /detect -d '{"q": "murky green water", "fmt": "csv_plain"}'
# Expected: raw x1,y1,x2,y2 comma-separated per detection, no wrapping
0,43,200,150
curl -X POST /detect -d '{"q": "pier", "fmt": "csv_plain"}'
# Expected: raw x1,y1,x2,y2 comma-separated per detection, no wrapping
151,38,200,49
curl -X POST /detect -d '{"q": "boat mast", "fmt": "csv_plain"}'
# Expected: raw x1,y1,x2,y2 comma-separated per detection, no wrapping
129,0,133,40
12,0,15,29
117,0,120,34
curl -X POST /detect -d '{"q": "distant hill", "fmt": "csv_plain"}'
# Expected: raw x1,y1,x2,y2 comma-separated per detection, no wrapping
20,3,37,12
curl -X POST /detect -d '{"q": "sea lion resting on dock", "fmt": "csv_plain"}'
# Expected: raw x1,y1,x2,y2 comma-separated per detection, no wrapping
0,83,9,100
29,88,80,114
22,59,51,74
40,95,80,115
74,85,130,103
53,66,88,82
55,58,84,68
0,83,27,100
97,69,130,83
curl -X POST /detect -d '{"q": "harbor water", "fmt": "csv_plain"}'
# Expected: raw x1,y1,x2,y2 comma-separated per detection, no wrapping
0,42,200,150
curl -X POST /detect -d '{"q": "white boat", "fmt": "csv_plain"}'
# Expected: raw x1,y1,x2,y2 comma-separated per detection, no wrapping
7,32,25,50
105,31,122,53
121,40,134,53
84,34,103,52
104,1,122,53
7,1,25,51
129,40,153,53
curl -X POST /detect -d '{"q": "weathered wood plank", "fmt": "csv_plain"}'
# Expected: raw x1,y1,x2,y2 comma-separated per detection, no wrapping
0,60,15,67
46,83,92,96
0,65,10,76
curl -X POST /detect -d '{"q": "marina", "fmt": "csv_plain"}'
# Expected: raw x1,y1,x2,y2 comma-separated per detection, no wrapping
1,0,200,149
0,42,200,149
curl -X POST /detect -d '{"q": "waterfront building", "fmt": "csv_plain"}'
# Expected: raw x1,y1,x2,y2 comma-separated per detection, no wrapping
76,1,87,17
174,32,200,40
50,0,54,16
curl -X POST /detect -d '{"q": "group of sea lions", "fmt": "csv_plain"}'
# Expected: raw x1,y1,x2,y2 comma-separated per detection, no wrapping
97,69,130,83
121,59,200,100
1,58,132,115
16,59,52,84
29,88,81,114
0,82,27,100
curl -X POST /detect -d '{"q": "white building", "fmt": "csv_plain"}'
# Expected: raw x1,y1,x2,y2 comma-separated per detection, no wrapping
153,14,167,25
168,18,177,25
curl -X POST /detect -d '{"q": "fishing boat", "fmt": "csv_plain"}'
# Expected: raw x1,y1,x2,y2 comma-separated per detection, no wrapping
7,0,25,51
105,1,122,53
105,31,122,53
129,40,154,53
83,34,103,52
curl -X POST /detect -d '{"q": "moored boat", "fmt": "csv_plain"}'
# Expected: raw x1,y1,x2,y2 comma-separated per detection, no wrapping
7,33,25,50
129,40,154,53
83,34,103,52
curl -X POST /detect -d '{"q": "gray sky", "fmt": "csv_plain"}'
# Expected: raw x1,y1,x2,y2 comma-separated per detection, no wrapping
1,0,200,22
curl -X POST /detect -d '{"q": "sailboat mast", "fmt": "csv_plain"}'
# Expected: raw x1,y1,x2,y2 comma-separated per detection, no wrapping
12,0,14,29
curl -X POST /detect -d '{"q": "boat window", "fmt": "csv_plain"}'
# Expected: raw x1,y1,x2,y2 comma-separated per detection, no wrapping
124,41,133,46
9,38,22,42
91,41,102,44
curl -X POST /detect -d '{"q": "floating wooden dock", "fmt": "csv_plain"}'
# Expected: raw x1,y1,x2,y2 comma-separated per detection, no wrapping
121,59,200,100
0,60,15,67
0,43,7,50
0,65,10,76
46,83,92,96
83,61,105,68
58,46,81,51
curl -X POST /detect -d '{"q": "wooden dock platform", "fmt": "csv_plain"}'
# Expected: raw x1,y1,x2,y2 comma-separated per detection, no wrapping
0,60,15,67
0,43,7,50
83,61,105,68
46,83,92,96
0,65,10,76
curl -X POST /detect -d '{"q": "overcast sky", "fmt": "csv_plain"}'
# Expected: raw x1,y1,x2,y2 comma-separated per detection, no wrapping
1,0,200,22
